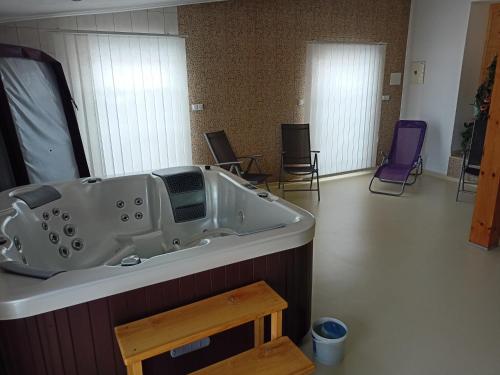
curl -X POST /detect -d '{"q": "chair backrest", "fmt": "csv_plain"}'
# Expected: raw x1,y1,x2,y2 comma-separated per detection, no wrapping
388,120,427,166
204,131,238,167
281,124,312,166
467,117,487,167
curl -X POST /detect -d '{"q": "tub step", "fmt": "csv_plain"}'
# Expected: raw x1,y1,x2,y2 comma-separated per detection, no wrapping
191,336,314,375
115,281,313,375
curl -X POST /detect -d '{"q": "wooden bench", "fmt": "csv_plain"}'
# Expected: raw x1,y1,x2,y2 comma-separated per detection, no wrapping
191,336,314,375
114,281,314,375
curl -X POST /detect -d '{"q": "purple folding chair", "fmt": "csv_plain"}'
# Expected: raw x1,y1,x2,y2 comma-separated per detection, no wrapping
369,120,427,196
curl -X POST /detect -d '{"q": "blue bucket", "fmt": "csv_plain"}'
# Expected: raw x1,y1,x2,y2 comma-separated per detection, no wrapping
311,317,348,366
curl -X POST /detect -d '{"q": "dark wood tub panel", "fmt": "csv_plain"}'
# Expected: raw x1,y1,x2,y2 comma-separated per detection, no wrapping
0,241,313,375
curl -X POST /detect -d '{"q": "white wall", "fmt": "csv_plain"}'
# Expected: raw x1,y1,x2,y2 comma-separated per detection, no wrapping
401,0,472,174
0,7,179,58
451,2,490,152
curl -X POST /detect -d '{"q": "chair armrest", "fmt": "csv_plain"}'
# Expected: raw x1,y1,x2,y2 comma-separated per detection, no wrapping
215,161,242,166
238,155,263,159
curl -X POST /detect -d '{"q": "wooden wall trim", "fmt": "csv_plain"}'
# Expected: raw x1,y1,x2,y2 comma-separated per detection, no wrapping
470,63,500,249
481,3,500,80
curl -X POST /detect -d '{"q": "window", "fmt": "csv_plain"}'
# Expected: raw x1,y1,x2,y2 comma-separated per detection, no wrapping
53,32,192,177
305,42,386,175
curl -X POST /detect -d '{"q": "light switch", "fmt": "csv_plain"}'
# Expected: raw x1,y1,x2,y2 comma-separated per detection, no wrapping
410,62,425,84
389,73,402,86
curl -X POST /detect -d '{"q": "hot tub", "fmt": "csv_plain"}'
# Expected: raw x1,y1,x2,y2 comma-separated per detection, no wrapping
0,166,314,375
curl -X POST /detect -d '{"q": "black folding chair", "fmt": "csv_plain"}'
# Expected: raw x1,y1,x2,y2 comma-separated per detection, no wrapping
456,118,487,201
279,124,320,201
204,130,271,191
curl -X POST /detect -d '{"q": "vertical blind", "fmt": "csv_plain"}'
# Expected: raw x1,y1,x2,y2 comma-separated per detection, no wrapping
305,42,386,175
52,32,192,177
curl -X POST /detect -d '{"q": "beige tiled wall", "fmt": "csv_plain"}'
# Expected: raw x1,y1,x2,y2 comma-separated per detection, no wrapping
179,0,411,179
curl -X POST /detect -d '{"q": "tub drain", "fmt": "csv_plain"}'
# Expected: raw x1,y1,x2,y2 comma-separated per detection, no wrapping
121,255,141,266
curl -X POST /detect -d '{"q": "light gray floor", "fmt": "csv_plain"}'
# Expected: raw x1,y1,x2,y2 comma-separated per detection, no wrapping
279,173,500,375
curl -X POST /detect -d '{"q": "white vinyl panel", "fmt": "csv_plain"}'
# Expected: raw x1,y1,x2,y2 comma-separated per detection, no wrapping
306,45,321,166
148,37,169,168
129,37,151,171
307,42,385,175
170,37,191,164
173,38,191,163
0,26,19,44
164,9,179,35
139,37,161,169
158,38,176,166
358,48,370,169
372,46,386,162
147,10,165,34
15,20,38,28
98,35,124,174
109,36,134,173
88,36,117,175
76,15,97,31
367,47,378,165
61,34,89,160
57,16,78,30
120,37,143,173
350,45,361,171
113,12,132,32
17,27,40,49
39,29,56,57
37,18,58,30
74,35,105,177
95,14,115,32
53,33,72,89
131,10,148,33
329,45,340,172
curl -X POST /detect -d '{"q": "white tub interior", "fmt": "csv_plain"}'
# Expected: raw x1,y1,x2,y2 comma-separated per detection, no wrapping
0,166,300,278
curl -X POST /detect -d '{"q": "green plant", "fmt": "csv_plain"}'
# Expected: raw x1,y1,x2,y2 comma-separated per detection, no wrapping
461,55,497,152
473,55,496,119
460,122,474,151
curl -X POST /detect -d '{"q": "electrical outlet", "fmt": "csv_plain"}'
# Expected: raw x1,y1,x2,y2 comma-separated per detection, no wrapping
191,103,204,112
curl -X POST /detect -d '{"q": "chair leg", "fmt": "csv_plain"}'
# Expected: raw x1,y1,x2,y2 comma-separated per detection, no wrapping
456,155,468,202
456,167,466,202
278,168,282,190
265,179,271,192
309,173,314,190
369,175,407,197
316,170,320,201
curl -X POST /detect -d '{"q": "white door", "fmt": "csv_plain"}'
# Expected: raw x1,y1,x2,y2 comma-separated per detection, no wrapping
306,42,386,175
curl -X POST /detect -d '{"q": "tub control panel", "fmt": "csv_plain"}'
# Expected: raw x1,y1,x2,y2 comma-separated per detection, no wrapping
154,168,206,223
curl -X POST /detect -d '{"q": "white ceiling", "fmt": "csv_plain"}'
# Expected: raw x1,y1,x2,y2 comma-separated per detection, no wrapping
0,0,223,23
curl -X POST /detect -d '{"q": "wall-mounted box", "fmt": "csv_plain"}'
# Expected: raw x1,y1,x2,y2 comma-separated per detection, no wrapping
390,72,402,86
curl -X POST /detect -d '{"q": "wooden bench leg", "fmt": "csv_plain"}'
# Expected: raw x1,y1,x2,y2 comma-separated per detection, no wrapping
254,317,264,347
127,362,143,375
270,311,282,340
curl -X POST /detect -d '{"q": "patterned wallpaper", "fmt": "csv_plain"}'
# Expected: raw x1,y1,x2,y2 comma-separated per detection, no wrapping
178,0,411,179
